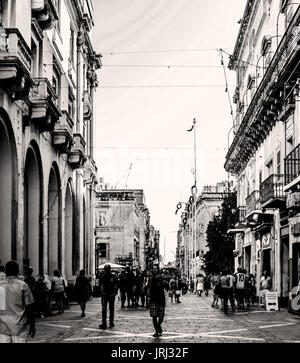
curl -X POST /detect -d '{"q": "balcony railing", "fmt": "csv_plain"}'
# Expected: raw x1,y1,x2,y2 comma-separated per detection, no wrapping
260,174,285,205
0,28,33,98
285,143,300,186
246,190,261,216
234,206,246,224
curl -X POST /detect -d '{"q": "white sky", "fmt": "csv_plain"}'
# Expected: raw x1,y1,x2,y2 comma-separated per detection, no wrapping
92,0,247,263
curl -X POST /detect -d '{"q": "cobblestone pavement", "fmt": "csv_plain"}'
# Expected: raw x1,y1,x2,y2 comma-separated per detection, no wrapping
30,292,300,343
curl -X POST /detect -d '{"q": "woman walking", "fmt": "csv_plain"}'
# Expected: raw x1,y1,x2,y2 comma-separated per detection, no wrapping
51,270,66,314
75,270,92,317
196,275,204,297
149,264,166,337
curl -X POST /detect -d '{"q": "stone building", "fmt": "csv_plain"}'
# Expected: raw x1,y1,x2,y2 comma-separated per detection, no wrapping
95,189,158,272
225,0,300,309
0,0,101,285
177,182,229,279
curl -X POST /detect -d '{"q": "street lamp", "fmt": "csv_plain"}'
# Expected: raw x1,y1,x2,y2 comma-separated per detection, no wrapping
187,119,198,284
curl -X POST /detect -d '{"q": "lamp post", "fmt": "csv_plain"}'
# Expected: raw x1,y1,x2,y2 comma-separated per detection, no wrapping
187,119,198,283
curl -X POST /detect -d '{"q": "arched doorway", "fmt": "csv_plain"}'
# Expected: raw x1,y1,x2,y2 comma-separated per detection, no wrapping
65,180,75,278
24,143,43,275
48,164,62,275
0,112,17,265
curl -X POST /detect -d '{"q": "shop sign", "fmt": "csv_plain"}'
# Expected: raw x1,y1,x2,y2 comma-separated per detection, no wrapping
262,233,271,250
265,292,279,311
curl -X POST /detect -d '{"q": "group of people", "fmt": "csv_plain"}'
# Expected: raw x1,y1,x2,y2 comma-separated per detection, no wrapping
209,268,267,314
0,260,93,343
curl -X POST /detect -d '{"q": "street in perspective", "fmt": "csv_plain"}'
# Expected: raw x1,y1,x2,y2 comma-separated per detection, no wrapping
1,0,300,346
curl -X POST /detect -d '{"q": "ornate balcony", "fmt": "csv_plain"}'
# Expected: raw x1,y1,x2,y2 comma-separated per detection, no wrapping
246,191,262,218
53,111,73,152
260,174,286,209
0,28,33,99
32,0,59,30
83,91,92,120
285,143,300,191
225,6,300,175
68,133,86,169
29,78,61,131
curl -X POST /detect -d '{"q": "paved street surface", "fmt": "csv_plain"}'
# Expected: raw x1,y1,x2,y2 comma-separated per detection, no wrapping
30,293,300,343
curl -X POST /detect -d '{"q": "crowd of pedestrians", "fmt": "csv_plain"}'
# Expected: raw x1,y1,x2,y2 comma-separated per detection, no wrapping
208,268,268,314
0,257,273,343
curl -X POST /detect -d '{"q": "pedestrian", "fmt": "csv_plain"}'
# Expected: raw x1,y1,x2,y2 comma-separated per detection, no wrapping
149,264,166,337
204,275,210,296
260,270,272,307
75,270,91,317
99,264,118,329
169,275,176,303
35,275,50,318
125,266,134,308
235,268,246,310
118,270,127,308
0,265,6,281
196,275,204,297
219,270,229,314
51,269,66,314
0,261,36,343
248,274,256,306
211,272,220,308
175,274,182,303
24,266,36,296
226,270,236,312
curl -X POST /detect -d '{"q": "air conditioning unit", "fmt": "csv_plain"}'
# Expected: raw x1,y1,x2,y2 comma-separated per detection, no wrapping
287,192,300,209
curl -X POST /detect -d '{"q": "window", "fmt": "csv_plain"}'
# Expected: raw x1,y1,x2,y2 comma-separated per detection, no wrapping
68,87,75,121
69,27,75,64
277,151,281,174
31,40,38,78
98,243,107,258
52,62,61,102
266,159,274,177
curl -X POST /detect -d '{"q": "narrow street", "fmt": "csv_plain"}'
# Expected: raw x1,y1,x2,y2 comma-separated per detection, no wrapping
30,293,300,343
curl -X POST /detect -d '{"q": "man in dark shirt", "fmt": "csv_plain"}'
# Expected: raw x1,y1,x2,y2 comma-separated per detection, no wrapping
99,264,118,329
149,264,166,337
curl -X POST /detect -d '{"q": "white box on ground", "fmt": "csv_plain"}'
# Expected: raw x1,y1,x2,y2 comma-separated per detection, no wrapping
265,292,279,311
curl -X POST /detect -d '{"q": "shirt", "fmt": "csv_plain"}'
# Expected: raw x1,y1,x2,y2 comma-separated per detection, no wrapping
0,277,35,335
52,276,65,293
236,273,246,290
99,273,118,296
260,276,271,290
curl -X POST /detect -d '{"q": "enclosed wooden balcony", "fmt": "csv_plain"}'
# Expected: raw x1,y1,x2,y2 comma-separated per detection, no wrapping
68,133,86,169
0,28,33,99
285,143,300,191
246,190,261,218
30,78,61,131
260,174,286,209
53,111,74,152
234,206,246,224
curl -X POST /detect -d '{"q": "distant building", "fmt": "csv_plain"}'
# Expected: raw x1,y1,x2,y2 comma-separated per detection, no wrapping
95,189,158,272
177,182,229,279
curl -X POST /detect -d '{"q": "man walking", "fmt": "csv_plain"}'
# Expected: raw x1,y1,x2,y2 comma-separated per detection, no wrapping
149,264,166,337
99,264,118,329
0,261,36,343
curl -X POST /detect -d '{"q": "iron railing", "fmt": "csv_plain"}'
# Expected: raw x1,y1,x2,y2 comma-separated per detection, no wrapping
246,190,261,216
260,174,285,204
285,143,300,185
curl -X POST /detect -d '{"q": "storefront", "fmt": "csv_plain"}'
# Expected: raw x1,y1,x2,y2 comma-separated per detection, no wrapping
280,225,290,307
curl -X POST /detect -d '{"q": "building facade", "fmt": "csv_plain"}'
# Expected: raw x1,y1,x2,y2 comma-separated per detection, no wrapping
95,189,159,272
177,182,229,279
225,0,300,309
0,0,101,285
